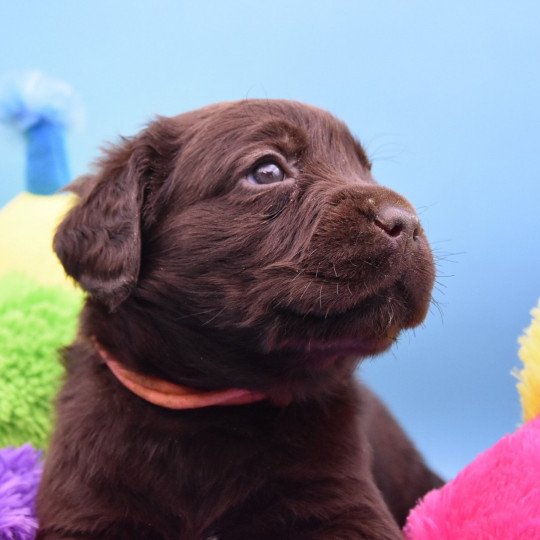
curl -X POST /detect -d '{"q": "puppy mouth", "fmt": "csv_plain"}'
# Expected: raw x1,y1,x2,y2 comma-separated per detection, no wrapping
270,291,405,359
277,332,397,361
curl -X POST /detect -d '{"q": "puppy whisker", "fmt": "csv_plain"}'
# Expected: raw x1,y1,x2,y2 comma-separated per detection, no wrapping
298,282,312,302
176,308,217,321
203,306,226,326
290,269,305,283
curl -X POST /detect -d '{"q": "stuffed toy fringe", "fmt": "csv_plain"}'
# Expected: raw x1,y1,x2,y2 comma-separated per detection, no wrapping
0,445,42,540
517,300,540,422
404,415,540,539
0,273,82,449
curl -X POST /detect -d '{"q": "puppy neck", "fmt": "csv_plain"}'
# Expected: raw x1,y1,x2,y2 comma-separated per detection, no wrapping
93,339,268,409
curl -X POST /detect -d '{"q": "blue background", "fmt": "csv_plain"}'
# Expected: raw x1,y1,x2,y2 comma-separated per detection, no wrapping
1,1,539,478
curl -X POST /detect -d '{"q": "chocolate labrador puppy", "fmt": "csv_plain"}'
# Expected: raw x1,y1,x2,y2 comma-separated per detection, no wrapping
37,100,441,539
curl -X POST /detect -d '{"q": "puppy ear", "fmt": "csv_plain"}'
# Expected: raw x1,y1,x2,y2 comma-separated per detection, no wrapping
54,123,175,310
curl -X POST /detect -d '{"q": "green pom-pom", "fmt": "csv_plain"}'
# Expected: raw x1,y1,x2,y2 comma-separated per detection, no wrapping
0,273,83,448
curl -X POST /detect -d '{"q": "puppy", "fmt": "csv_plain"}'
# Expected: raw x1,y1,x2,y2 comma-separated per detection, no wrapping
37,100,442,539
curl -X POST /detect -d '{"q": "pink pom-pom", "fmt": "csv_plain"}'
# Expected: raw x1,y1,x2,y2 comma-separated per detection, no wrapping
405,415,540,540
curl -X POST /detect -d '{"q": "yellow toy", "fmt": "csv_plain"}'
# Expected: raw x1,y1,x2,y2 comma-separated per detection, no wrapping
0,192,76,287
516,300,540,422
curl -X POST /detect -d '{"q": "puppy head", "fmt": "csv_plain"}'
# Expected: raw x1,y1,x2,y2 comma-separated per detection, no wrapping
55,100,435,399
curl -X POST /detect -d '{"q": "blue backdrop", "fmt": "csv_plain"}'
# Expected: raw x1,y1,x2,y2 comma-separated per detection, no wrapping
1,1,539,478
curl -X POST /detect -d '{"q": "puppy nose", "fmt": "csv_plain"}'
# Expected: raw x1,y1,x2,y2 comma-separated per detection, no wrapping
374,205,420,241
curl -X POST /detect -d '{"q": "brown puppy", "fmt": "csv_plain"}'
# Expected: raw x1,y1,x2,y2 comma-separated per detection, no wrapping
37,100,441,539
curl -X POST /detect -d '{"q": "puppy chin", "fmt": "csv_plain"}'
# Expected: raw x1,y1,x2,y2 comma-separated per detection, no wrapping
261,311,401,360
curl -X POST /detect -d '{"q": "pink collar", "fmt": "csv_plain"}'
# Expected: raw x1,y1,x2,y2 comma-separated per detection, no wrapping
94,340,267,409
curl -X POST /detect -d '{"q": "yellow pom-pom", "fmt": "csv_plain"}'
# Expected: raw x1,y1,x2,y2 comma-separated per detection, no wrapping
0,192,77,288
517,300,540,422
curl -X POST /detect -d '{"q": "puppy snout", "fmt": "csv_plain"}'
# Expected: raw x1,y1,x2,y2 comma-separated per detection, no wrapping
374,205,420,242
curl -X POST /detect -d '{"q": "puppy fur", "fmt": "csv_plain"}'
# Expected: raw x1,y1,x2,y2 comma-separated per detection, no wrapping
37,100,442,539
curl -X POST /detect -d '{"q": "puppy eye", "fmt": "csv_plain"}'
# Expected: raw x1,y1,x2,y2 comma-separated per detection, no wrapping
248,162,285,185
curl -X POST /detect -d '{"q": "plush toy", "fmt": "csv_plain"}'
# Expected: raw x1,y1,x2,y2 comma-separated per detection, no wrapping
0,445,42,539
517,301,540,423
0,71,80,288
404,300,540,540
0,72,82,540
0,273,81,449
0,71,84,449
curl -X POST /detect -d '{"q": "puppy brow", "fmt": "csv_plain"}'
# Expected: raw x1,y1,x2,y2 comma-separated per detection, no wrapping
247,120,308,156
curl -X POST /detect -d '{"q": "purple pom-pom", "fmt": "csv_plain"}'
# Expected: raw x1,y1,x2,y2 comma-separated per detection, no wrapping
0,445,43,540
